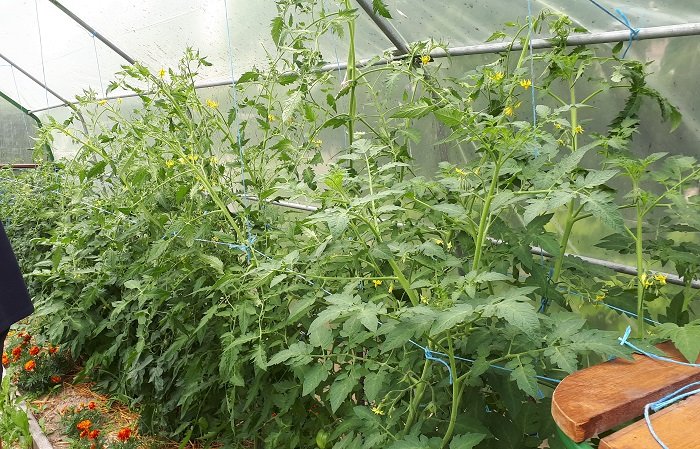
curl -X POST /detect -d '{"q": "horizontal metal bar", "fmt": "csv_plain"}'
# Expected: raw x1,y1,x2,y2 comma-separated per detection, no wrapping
243,196,699,288
30,22,700,114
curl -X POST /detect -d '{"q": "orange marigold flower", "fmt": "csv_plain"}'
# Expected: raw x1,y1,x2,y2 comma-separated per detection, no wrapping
23,334,31,342
2,353,8,366
29,346,40,356
24,360,36,372
88,429,100,440
11,346,21,360
76,420,92,431
49,345,59,354
87,401,97,410
50,375,62,384
117,427,133,441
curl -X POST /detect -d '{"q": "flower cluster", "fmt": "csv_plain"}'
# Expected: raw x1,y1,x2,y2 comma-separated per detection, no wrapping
2,330,71,393
61,402,137,449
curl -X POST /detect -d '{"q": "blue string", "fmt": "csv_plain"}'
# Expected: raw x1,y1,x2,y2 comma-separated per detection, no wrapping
603,303,661,326
526,0,539,158
644,381,700,449
408,340,561,387
223,0,256,262
618,325,700,368
586,0,640,58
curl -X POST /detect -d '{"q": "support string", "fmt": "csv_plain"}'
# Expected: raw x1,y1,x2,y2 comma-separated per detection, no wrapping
33,0,50,107
644,381,700,449
586,0,640,58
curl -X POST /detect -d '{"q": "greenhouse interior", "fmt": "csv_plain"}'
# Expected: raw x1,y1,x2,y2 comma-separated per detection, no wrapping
0,0,699,448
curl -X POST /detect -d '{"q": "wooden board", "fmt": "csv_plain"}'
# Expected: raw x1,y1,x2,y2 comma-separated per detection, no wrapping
552,342,700,442
599,393,700,449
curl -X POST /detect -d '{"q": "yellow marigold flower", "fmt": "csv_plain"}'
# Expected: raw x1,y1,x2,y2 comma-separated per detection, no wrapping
206,99,219,109
165,159,175,168
654,273,667,285
420,55,431,66
372,279,383,288
595,292,606,302
492,71,505,81
520,79,532,89
158,68,166,78
504,106,514,117
371,406,384,415
573,125,584,135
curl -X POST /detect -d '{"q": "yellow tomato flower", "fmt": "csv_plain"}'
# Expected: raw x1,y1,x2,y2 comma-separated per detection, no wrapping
640,273,654,288
188,154,199,162
454,167,467,176
210,156,218,164
371,406,385,415
158,68,166,78
447,241,453,250
177,157,186,164
554,122,563,129
573,125,584,135
653,273,667,285
97,99,107,106
420,293,429,304
388,283,394,294
492,71,505,81
504,106,514,117
165,159,175,168
433,239,443,245
520,79,532,89
420,55,431,65
311,139,323,147
372,279,383,288
268,114,277,122
206,99,219,109
595,292,606,302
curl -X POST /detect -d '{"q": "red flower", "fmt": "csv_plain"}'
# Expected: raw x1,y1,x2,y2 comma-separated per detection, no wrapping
2,352,8,366
49,346,59,355
22,333,31,343
88,429,100,440
76,420,92,431
50,375,62,384
116,427,132,441
87,401,97,410
29,346,40,356
24,360,36,372
11,346,21,361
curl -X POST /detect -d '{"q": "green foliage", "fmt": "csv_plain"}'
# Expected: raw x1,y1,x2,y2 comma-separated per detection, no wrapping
0,375,32,448
1,3,699,449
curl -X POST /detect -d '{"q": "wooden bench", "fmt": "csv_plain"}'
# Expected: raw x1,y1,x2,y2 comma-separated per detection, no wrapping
552,342,700,448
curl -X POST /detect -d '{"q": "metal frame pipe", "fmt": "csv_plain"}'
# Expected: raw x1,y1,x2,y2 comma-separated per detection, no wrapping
354,0,410,55
29,22,700,114
47,0,136,65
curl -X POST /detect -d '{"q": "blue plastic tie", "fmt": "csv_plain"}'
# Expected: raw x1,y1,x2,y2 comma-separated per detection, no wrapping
644,381,700,449
408,340,561,387
618,325,700,368
423,347,454,384
587,1,639,58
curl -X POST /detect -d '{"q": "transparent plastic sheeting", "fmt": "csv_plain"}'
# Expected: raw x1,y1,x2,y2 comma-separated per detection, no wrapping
0,94,37,164
1,0,700,111
0,0,390,111
384,0,700,48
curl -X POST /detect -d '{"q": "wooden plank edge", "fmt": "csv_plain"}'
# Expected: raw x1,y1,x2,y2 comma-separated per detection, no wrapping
19,401,54,449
